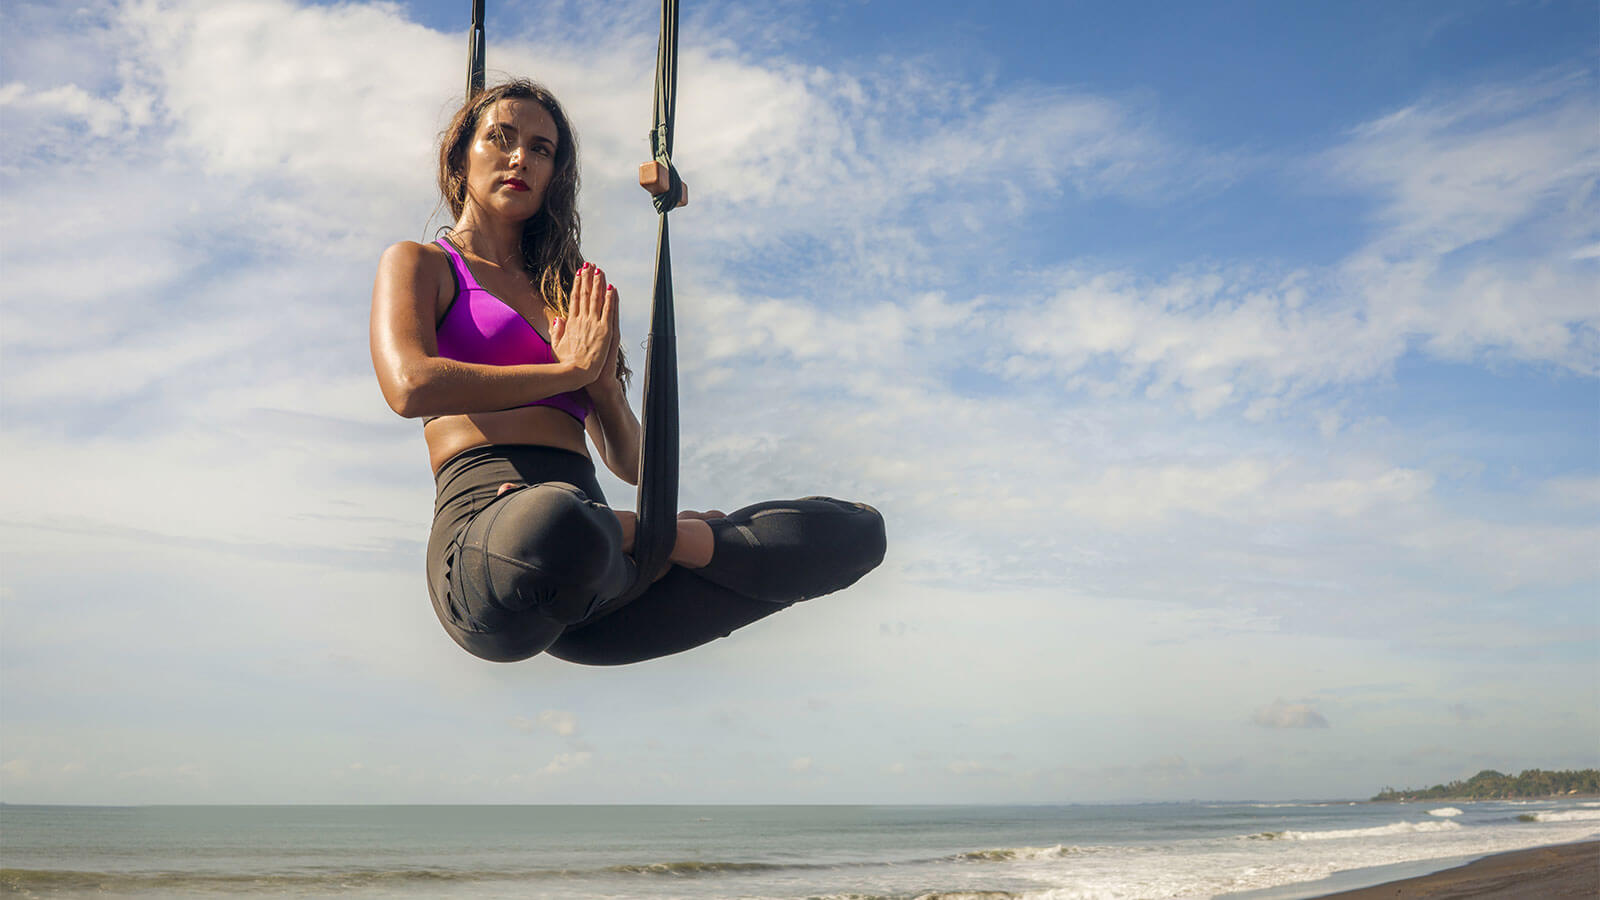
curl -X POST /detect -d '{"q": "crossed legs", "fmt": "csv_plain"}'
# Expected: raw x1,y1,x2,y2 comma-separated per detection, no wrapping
442,479,886,665
497,481,715,569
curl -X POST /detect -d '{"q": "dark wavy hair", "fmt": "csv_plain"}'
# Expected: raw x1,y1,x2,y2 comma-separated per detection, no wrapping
438,79,629,386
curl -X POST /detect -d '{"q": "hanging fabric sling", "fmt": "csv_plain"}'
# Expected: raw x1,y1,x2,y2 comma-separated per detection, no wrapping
623,0,688,599
464,0,685,601
466,0,485,98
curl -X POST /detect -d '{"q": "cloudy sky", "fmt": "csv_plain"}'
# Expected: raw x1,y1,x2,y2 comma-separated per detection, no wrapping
1,0,1595,805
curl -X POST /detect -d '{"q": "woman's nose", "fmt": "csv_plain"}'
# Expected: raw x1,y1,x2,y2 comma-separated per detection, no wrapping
507,146,525,167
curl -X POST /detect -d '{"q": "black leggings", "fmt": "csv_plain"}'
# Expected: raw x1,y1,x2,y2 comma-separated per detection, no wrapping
427,445,886,664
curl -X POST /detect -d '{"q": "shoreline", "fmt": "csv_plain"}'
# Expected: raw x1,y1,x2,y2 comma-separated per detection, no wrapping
1217,840,1599,900
1367,794,1600,804
1309,840,1598,899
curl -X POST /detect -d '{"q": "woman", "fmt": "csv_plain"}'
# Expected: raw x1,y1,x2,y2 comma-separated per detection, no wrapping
370,79,885,664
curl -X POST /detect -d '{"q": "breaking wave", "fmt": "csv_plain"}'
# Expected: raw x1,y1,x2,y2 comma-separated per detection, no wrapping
1427,807,1463,817
956,844,1086,862
1248,820,1464,840
1517,809,1600,823
606,859,793,875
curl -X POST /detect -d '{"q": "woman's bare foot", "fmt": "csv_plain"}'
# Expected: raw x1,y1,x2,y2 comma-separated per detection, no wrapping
671,518,714,568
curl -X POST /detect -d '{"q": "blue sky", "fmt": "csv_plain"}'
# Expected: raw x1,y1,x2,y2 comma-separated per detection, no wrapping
0,0,1595,804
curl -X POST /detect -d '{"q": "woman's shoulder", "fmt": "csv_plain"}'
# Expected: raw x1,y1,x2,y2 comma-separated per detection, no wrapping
377,239,456,292
379,238,448,270
375,240,456,314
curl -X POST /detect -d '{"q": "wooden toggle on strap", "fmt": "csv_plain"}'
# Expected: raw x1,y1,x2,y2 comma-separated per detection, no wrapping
638,162,688,207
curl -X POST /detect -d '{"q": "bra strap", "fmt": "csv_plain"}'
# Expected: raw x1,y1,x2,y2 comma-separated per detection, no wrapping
435,236,483,292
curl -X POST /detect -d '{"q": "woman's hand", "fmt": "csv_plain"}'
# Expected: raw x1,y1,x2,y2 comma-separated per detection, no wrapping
590,276,625,401
579,265,642,482
551,262,616,384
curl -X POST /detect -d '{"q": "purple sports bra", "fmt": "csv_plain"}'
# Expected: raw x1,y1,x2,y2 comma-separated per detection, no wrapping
428,237,591,424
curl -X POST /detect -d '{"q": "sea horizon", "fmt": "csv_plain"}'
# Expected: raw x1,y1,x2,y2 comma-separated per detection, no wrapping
4,796,1596,899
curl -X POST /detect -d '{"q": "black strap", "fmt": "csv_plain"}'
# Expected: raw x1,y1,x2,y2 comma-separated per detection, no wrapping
619,0,683,599
647,0,685,213
459,0,682,600
466,0,485,99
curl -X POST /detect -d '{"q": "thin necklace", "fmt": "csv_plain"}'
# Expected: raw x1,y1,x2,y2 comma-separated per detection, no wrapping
446,229,523,272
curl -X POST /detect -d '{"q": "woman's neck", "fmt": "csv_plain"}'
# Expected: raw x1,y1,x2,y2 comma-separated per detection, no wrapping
450,208,526,271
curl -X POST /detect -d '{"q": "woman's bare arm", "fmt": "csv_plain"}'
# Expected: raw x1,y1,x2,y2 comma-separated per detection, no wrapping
369,241,606,418
586,378,641,484
580,266,641,483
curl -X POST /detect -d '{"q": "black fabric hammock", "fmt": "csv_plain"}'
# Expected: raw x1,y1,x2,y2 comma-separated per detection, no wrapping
466,0,684,600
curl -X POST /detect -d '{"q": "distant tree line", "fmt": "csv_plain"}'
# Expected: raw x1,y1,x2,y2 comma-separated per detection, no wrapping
1372,768,1600,801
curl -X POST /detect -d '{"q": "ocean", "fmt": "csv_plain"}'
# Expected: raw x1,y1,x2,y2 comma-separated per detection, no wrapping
1,800,1596,899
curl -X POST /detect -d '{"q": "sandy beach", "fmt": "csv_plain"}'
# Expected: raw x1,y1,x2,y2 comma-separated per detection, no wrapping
1312,840,1598,899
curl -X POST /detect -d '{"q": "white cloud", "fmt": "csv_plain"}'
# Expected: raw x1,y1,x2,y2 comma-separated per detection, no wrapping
0,80,136,137
1542,476,1600,507
1394,518,1600,593
1253,700,1330,729
1328,72,1599,258
674,65,1194,252
536,752,592,777
999,265,1401,415
120,0,448,184
538,710,579,737
997,74,1598,412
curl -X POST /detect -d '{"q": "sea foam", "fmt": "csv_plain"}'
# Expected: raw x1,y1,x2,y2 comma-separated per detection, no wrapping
1517,809,1600,823
958,845,1085,861
1426,807,1463,817
607,860,794,875
1250,819,1464,840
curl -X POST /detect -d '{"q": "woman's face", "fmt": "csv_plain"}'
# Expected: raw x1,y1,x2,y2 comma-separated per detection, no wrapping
463,98,560,221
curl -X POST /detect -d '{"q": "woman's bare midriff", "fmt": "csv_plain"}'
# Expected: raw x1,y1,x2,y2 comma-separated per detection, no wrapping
424,403,715,569
425,405,589,473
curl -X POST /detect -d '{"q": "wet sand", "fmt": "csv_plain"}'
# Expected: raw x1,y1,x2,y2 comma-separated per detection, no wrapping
1312,840,1598,898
